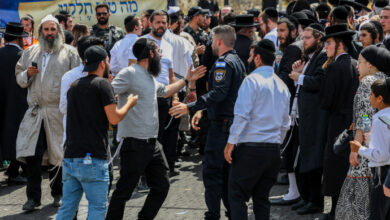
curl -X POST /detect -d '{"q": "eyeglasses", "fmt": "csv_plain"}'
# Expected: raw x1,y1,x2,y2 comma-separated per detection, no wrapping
156,49,163,54
97,12,108,17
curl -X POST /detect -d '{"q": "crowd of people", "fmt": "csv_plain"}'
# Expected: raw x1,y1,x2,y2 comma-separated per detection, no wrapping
2,0,390,219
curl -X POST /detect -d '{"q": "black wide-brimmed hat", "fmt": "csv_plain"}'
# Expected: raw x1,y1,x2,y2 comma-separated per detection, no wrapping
339,0,371,12
291,11,314,27
229,14,259,27
0,22,29,38
321,24,355,41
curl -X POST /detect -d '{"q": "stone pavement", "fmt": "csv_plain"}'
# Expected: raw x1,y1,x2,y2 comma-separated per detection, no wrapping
0,151,329,220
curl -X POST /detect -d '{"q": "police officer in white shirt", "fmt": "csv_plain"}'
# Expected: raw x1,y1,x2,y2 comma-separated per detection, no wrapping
109,15,141,76
224,39,291,220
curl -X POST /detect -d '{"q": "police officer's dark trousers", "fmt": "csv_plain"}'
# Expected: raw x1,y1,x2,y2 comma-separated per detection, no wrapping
229,143,281,220
106,138,170,220
203,121,230,219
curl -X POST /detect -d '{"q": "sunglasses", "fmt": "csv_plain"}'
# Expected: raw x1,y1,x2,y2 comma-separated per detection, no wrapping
97,12,108,17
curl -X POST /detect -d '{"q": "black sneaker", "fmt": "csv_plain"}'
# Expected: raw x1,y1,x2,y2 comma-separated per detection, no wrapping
169,168,180,177
52,195,62,207
137,176,149,193
22,200,41,211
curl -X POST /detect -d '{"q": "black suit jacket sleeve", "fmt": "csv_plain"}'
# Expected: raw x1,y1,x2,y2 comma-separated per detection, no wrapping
301,53,327,92
277,45,302,94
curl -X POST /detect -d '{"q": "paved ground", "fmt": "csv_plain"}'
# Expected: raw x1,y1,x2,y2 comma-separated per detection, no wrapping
0,150,330,220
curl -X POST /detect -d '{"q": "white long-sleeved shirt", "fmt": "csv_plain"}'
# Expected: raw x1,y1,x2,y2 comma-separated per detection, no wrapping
143,33,173,85
110,33,138,76
59,64,87,146
359,107,390,167
264,27,278,48
228,65,291,145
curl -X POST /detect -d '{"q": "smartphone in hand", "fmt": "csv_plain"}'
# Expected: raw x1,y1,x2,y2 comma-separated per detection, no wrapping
32,62,38,68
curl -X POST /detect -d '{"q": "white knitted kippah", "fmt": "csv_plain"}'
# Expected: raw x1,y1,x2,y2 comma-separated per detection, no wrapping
40,14,59,25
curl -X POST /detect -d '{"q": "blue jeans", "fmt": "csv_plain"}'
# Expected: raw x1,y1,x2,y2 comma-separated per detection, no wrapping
56,158,109,220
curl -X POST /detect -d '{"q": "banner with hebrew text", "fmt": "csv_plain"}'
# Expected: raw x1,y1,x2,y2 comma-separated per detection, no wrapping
0,0,167,31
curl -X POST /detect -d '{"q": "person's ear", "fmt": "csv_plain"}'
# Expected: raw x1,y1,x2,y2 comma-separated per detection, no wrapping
149,49,154,58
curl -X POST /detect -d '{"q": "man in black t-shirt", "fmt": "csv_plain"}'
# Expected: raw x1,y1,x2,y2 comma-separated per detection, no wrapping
56,46,137,220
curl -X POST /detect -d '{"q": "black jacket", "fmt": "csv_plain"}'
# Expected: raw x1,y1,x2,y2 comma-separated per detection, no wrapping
297,51,328,173
234,34,252,72
0,45,28,160
276,40,303,107
320,53,359,196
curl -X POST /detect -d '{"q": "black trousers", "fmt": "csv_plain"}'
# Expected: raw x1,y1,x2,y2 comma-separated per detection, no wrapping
106,138,170,220
369,166,390,220
281,124,299,173
7,160,26,177
25,123,62,203
295,167,323,207
157,97,178,170
229,143,281,220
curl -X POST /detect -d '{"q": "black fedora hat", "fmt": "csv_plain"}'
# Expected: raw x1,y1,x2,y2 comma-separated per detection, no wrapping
0,22,29,38
229,14,259,27
291,11,314,27
339,0,371,12
321,24,355,41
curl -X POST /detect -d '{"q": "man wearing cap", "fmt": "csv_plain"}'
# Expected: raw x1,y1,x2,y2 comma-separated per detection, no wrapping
288,23,328,215
90,3,125,52
109,15,142,75
106,38,206,220
56,45,138,220
260,7,279,48
0,22,28,185
183,6,210,55
224,39,290,220
15,14,80,211
169,25,246,220
230,14,258,70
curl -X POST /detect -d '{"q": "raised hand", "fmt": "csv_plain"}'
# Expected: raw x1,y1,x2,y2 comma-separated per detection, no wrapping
185,65,207,82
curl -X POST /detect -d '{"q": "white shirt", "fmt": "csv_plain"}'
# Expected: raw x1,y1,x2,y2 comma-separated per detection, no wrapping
297,53,314,85
5,42,23,51
264,27,278,48
110,33,138,76
59,64,87,146
163,31,194,77
228,66,291,145
41,51,53,81
144,33,174,85
359,107,390,167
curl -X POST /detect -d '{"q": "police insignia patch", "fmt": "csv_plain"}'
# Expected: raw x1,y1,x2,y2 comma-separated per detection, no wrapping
215,61,226,68
214,69,226,82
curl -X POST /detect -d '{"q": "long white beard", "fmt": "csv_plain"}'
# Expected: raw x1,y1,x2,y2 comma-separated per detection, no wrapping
39,33,63,52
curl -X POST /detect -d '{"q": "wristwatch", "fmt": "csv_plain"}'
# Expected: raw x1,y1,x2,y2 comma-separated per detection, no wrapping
183,78,189,86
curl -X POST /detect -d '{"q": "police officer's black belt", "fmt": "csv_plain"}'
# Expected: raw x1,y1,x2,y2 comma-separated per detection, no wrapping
238,142,280,148
125,137,157,144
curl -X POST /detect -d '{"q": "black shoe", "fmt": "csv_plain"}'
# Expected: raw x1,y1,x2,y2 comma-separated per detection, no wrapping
296,202,323,215
317,213,335,220
169,168,180,177
52,195,62,207
291,200,308,210
8,175,27,185
276,173,289,185
270,197,301,206
137,177,149,193
22,200,41,211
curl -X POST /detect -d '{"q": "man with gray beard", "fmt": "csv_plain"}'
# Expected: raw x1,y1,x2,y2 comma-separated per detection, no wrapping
15,14,80,211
